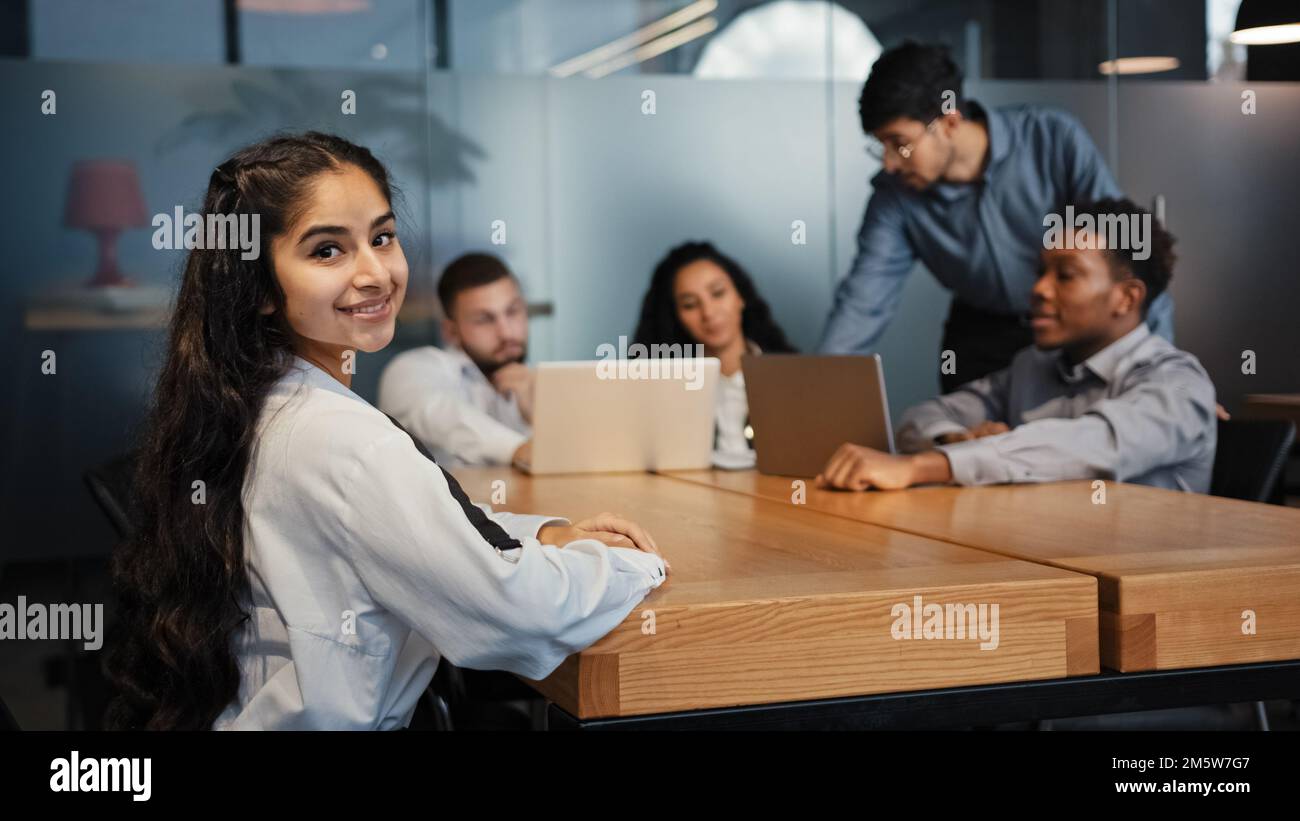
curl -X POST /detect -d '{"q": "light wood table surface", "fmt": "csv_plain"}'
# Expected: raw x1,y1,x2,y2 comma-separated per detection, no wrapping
663,470,1300,673
449,467,1098,719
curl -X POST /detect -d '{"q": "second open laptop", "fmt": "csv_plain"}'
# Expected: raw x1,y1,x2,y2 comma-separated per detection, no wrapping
517,357,720,475
741,353,896,478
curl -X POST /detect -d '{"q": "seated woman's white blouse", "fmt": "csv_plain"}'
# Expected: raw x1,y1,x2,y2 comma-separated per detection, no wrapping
712,368,756,470
711,341,760,470
214,356,666,730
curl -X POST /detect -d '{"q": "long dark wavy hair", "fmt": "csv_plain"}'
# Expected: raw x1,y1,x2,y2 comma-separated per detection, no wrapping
105,132,396,730
633,241,796,353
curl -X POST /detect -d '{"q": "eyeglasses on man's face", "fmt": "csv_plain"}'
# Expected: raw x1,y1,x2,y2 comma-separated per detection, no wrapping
865,117,942,161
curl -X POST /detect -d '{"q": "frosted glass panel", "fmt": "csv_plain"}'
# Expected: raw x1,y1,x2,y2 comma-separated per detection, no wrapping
545,75,833,359
31,0,225,64
426,72,554,360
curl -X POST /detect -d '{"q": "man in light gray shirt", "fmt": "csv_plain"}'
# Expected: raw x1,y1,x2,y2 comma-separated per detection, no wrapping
815,198,1216,494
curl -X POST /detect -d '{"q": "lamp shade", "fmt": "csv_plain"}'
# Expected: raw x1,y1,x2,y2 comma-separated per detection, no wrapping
1233,0,1300,45
63,160,148,231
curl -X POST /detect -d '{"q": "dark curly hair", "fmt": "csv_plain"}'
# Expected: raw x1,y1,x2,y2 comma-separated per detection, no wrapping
633,241,796,353
858,41,963,133
1070,197,1176,315
106,132,397,730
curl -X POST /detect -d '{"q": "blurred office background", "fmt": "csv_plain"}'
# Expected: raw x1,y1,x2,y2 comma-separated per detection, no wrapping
1,0,1298,728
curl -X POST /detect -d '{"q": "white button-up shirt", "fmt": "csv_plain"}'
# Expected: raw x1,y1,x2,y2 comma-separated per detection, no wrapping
215,355,666,730
378,345,530,467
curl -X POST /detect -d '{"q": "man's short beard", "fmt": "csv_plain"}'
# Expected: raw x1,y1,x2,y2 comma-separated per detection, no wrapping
470,346,527,378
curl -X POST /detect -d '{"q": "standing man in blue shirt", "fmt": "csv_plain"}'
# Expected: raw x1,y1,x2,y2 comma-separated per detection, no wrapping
819,42,1174,392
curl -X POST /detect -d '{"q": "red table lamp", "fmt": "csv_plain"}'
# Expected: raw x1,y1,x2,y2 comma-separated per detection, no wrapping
63,160,148,287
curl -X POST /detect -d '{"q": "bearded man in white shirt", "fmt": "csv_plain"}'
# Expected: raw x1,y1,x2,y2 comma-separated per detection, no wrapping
380,253,537,467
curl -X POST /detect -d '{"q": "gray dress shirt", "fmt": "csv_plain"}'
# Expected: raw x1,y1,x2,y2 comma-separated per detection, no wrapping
896,325,1217,492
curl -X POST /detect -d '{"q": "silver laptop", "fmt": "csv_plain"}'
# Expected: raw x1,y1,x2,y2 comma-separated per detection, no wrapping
742,354,896,478
518,358,720,474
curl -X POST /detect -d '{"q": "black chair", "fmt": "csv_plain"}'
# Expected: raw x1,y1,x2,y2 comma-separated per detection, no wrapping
1210,419,1295,505
83,452,139,540
75,453,141,729
0,692,20,731
1209,418,1296,731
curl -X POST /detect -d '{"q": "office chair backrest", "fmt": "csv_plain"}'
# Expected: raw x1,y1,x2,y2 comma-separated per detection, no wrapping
83,452,139,540
1210,419,1295,504
0,691,19,731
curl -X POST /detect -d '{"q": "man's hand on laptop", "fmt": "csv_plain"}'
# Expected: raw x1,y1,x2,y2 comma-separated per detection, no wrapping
537,513,669,570
935,420,1010,445
492,363,536,422
815,444,953,491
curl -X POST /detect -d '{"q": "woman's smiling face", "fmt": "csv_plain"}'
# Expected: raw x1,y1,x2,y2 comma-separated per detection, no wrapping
269,163,407,381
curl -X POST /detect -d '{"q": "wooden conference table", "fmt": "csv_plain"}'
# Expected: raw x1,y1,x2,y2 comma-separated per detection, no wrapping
664,472,1300,673
448,467,1300,730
